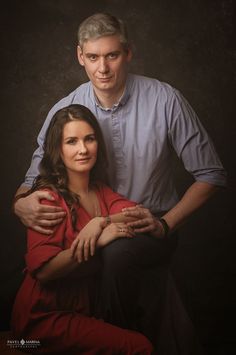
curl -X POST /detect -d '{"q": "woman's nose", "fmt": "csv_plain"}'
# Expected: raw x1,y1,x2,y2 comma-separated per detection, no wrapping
78,141,88,154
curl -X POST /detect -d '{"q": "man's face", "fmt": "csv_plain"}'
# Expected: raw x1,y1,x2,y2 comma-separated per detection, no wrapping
77,35,132,97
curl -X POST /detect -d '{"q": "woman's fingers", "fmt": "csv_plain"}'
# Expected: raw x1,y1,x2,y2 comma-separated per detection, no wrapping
116,223,135,237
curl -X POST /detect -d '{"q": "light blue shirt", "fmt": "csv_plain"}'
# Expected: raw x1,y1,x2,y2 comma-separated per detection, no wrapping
23,74,226,213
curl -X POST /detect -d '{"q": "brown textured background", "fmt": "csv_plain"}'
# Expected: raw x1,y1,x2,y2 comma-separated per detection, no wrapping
0,1,235,353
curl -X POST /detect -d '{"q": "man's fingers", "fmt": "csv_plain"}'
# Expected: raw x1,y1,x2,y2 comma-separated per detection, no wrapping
122,204,143,212
36,190,55,201
33,225,54,235
36,218,64,227
36,205,66,214
123,210,142,218
122,206,138,212
133,226,152,233
38,212,66,221
127,219,148,227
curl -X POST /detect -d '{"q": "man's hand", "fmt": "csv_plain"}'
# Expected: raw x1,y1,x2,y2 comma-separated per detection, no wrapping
14,191,66,234
122,205,165,238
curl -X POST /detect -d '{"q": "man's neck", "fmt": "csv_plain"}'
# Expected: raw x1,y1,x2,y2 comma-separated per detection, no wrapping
94,87,125,109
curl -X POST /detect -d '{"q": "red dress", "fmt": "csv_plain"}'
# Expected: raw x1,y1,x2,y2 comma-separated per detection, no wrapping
11,185,153,354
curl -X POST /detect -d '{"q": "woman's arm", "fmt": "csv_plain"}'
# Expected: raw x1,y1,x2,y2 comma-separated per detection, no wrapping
36,248,78,283
109,211,138,224
35,216,106,282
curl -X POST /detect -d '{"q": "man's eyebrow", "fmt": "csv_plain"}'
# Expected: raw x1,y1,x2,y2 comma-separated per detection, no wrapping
85,52,97,56
85,50,121,56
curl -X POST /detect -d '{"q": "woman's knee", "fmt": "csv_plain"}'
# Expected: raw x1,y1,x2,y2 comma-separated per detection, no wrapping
101,239,136,274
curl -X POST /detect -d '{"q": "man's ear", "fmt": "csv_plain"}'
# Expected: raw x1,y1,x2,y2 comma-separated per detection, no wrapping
126,47,133,63
77,46,84,66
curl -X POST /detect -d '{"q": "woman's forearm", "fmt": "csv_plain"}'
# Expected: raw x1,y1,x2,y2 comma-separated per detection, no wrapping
109,211,138,224
35,248,78,283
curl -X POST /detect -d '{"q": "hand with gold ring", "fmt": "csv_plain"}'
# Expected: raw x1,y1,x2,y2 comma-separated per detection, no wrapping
97,222,135,248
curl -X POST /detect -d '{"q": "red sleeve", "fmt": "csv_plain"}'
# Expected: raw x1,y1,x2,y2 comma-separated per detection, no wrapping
25,190,71,275
100,185,137,215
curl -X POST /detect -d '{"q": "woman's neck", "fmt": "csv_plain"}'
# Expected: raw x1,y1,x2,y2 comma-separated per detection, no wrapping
68,172,100,217
68,172,90,197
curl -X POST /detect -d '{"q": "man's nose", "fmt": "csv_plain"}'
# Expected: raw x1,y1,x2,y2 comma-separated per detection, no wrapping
98,57,109,73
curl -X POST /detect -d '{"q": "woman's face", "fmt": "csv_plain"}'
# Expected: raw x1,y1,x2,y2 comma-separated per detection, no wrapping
60,120,98,178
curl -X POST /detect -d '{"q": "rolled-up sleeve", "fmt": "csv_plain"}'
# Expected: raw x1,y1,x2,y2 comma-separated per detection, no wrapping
168,90,227,187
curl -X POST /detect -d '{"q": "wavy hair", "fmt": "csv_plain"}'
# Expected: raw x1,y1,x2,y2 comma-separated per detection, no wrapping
18,104,109,229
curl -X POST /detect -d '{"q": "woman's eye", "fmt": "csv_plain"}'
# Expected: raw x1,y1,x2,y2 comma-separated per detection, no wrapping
66,139,76,145
86,136,96,142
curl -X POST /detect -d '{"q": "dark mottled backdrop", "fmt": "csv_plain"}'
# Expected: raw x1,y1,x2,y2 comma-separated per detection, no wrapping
0,0,235,353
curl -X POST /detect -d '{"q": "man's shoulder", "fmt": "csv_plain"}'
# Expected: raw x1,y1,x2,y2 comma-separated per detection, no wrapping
50,81,92,112
129,74,177,102
130,74,176,95
61,81,91,103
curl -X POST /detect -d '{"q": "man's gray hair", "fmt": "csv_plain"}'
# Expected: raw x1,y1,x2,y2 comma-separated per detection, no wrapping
78,13,130,51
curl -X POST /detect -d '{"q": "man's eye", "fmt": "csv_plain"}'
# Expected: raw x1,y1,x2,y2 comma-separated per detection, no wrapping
108,53,118,59
89,55,97,61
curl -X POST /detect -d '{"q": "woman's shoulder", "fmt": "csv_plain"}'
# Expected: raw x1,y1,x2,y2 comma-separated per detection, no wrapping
38,188,67,208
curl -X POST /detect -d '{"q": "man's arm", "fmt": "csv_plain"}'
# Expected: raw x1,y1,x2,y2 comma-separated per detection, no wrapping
123,181,220,237
161,181,218,232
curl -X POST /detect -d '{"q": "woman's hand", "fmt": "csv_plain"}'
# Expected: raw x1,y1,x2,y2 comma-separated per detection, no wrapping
71,217,106,263
122,205,165,238
97,222,135,248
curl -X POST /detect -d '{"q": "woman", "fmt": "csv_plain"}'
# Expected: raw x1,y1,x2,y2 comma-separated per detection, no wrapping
11,104,154,354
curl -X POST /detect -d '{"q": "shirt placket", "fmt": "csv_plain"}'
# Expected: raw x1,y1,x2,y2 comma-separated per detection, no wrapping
111,108,126,190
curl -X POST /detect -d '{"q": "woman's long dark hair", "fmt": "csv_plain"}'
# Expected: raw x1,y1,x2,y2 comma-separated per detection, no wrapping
17,104,109,229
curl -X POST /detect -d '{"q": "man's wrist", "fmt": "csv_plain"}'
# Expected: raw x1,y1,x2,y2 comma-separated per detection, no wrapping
158,217,170,238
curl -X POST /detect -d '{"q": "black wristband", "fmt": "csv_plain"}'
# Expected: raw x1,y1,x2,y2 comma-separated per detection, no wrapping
159,218,170,238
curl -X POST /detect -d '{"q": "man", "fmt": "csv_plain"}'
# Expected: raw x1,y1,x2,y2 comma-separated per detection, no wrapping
14,13,226,353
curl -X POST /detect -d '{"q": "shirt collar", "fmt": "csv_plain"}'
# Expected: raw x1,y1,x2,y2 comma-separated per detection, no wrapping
91,75,131,111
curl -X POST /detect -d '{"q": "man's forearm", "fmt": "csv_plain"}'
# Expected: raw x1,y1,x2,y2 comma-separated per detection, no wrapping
15,185,30,197
163,181,219,233
13,185,30,216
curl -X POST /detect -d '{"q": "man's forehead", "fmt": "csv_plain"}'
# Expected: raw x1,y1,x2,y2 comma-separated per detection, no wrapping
82,35,123,53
